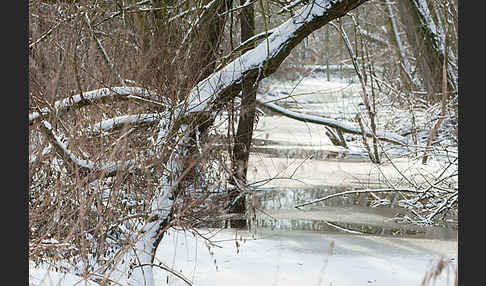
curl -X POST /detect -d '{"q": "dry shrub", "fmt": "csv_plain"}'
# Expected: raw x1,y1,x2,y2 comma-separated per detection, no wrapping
29,0,234,274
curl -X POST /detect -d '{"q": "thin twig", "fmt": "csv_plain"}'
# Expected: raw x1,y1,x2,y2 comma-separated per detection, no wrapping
40,120,141,177
295,188,424,209
83,12,126,86
134,262,193,286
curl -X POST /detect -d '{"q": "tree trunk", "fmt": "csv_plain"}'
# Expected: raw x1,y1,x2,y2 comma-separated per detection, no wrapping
380,0,414,88
195,0,234,82
397,0,455,102
130,1,234,281
229,0,256,229
182,0,233,189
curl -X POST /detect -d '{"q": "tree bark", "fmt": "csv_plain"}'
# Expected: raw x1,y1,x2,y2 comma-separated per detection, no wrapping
380,0,414,88
195,0,234,82
397,0,455,102
229,0,256,229
181,0,234,190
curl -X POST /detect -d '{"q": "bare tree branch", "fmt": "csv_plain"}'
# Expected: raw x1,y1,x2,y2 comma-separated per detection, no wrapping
40,120,142,177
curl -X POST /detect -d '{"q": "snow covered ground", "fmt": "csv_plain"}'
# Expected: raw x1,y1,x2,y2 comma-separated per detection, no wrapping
30,263,99,286
30,228,456,286
154,228,456,286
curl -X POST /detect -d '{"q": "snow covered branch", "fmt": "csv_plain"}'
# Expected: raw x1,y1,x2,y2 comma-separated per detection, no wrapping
93,0,151,28
124,124,193,285
180,0,369,117
256,95,408,145
29,87,159,125
215,28,276,71
83,12,126,86
277,0,306,14
282,63,356,72
88,113,160,134
357,27,389,47
398,0,457,97
38,119,183,284
40,120,142,177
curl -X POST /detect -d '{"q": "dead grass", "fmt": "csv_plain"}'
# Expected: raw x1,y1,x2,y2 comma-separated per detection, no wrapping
421,257,458,286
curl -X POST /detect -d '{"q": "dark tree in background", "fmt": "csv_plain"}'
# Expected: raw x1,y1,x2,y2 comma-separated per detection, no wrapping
229,0,257,229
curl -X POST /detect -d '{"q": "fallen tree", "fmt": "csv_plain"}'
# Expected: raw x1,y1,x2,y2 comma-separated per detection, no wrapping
255,94,408,145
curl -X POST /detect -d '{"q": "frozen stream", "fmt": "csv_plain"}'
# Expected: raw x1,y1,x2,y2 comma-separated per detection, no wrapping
154,77,458,285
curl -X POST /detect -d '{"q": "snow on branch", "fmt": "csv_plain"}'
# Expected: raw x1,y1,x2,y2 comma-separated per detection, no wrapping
173,0,220,63
219,0,256,16
83,12,126,86
277,0,305,14
357,27,389,47
29,87,158,125
282,63,355,72
40,120,142,177
215,28,276,71
256,95,408,145
180,0,369,117
89,113,161,134
93,0,151,28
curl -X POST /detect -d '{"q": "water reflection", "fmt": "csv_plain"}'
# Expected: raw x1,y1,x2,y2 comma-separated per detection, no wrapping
253,186,458,240
256,186,364,209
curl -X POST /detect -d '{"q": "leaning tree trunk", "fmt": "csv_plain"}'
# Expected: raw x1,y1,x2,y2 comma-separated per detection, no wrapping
170,1,371,235
174,1,369,234
128,1,234,283
181,0,370,116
